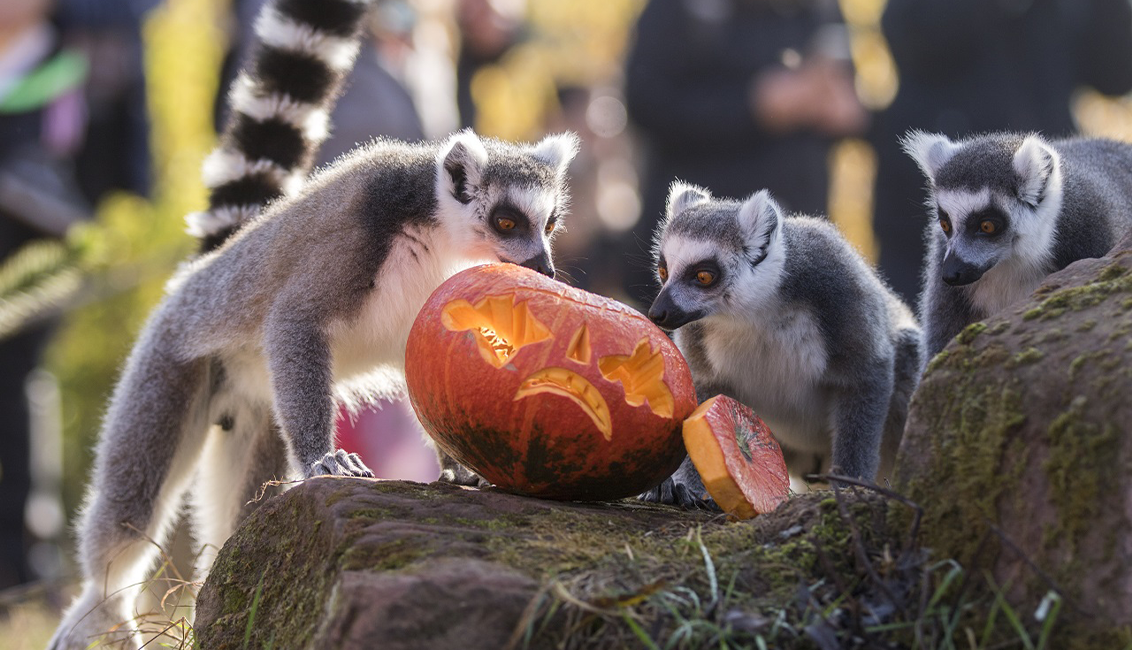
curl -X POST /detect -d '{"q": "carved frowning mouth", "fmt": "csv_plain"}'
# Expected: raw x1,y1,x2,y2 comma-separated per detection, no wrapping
514,368,613,441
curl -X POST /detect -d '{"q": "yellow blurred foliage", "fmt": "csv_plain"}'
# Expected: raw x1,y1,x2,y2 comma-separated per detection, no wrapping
471,0,644,140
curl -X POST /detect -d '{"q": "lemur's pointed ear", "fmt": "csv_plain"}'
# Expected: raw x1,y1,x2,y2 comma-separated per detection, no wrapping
437,130,488,204
666,181,711,217
902,130,959,182
1013,134,1056,207
737,190,780,245
531,132,580,176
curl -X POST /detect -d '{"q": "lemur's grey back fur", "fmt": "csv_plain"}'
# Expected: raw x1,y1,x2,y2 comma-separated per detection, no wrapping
906,132,1132,363
642,185,921,507
49,0,578,645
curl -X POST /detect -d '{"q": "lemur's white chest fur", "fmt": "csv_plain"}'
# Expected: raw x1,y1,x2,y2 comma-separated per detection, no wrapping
692,306,832,453
328,229,487,392
967,255,1048,317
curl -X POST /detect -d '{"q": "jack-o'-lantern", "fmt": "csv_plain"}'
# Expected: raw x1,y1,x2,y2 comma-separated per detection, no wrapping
405,264,696,500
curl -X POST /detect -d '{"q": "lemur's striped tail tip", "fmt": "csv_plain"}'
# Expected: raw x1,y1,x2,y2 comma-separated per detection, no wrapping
193,0,376,248
185,205,261,239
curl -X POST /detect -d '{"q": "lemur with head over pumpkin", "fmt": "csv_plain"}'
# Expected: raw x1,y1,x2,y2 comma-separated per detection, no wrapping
49,0,578,646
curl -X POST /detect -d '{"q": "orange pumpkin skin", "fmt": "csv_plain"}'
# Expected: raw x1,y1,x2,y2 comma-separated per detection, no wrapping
405,264,696,500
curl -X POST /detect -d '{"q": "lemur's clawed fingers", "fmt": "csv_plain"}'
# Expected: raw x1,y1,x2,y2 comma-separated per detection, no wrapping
673,483,721,512
637,477,676,504
437,463,487,487
638,477,720,512
307,449,375,479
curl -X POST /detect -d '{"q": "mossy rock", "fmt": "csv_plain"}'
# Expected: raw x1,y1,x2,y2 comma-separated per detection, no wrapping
895,238,1132,642
195,478,902,649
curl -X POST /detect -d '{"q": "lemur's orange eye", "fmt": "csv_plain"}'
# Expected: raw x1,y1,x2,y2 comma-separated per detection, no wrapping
658,267,668,282
696,270,715,286
940,219,951,234
980,220,997,234
496,217,516,231
545,219,556,235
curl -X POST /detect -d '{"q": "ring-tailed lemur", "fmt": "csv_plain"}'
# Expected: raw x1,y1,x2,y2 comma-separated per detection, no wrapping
48,0,578,646
904,131,1132,363
640,183,922,506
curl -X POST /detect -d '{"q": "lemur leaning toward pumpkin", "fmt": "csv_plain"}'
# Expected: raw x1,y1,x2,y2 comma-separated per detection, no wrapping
641,183,922,507
49,0,578,646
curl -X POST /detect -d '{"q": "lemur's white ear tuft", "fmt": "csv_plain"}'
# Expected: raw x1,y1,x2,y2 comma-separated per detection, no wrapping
1013,134,1056,207
737,190,781,245
437,130,488,204
666,181,711,217
531,132,580,176
902,130,959,181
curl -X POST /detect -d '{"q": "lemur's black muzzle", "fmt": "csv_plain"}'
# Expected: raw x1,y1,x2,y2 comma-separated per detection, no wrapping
648,291,704,331
518,252,555,278
941,252,990,286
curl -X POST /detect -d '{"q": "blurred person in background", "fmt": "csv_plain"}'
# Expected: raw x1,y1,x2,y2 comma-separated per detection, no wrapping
620,0,866,308
870,0,1132,305
454,0,525,130
55,0,157,204
0,0,88,588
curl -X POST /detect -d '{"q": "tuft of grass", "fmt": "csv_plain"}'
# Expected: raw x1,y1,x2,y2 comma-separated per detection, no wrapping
501,484,1075,650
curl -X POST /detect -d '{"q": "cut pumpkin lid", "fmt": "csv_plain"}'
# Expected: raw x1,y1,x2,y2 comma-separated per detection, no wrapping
683,395,789,520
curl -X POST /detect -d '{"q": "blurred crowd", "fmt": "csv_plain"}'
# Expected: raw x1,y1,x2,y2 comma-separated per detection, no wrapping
1,0,1130,597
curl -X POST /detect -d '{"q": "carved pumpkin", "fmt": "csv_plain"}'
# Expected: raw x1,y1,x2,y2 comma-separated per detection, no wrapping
405,264,696,500
683,395,789,519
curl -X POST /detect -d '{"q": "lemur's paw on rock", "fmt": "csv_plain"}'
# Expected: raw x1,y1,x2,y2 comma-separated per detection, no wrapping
308,449,374,479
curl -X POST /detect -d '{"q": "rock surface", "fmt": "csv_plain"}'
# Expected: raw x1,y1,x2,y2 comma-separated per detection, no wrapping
895,237,1132,642
194,478,893,649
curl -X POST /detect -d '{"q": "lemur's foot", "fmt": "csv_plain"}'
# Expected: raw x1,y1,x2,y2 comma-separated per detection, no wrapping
639,476,721,512
437,463,490,488
307,449,375,479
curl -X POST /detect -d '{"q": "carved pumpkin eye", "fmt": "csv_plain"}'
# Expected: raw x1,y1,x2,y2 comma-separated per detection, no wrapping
658,267,668,282
695,270,716,286
496,216,516,231
980,220,997,234
940,219,951,234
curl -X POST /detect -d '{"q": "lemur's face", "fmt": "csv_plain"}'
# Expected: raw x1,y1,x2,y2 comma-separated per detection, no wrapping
932,187,1016,286
478,185,562,278
435,131,578,279
905,130,1062,287
650,235,728,330
649,185,783,331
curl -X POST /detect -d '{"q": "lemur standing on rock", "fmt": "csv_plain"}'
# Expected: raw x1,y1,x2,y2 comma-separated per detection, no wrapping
641,183,922,507
48,0,578,646
904,131,1132,363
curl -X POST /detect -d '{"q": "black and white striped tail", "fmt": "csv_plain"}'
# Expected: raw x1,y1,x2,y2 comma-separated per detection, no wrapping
188,0,372,252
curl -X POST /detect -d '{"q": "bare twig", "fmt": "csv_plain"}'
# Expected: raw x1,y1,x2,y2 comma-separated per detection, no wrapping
829,483,905,616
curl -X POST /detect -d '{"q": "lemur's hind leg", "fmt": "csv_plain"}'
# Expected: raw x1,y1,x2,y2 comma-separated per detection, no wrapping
190,398,291,576
49,350,212,650
877,328,923,484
